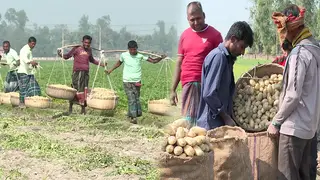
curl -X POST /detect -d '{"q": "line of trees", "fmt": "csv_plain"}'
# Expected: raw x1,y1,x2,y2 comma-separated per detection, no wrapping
0,8,178,57
249,0,320,55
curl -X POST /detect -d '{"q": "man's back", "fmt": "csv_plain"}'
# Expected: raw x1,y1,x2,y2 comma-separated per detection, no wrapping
279,37,320,139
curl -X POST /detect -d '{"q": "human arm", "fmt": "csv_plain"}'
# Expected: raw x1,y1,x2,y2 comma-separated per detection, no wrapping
271,52,307,126
202,54,229,121
146,55,166,64
20,48,37,66
57,47,76,60
89,54,105,67
170,35,184,106
105,60,122,74
11,50,20,66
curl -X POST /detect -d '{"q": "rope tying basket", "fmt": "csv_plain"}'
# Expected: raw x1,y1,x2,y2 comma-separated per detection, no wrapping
25,96,51,109
233,63,284,132
10,92,20,106
148,99,171,116
45,84,77,100
87,88,118,110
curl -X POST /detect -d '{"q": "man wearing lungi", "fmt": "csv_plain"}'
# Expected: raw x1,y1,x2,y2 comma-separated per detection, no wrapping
170,1,223,126
17,37,41,108
0,41,20,92
106,40,166,124
58,35,106,115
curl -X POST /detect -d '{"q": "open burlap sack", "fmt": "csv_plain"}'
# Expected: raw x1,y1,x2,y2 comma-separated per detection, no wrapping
208,126,253,180
247,132,279,180
159,152,214,180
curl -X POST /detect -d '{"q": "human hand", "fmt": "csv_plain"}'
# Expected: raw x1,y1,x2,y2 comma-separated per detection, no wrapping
170,90,178,106
267,123,280,137
105,69,112,75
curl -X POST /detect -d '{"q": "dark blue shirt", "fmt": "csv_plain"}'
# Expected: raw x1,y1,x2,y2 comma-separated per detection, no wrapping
197,43,236,130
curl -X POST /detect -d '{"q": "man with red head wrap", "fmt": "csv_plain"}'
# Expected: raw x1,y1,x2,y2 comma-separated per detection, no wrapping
269,4,320,180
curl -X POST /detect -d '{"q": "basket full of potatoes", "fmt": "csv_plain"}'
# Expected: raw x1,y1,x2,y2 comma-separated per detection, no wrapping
233,63,284,132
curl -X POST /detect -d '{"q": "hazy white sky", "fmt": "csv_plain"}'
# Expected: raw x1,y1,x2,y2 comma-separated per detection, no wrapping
0,0,252,37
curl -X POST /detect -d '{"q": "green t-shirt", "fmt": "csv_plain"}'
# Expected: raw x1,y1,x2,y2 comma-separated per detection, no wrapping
120,52,148,82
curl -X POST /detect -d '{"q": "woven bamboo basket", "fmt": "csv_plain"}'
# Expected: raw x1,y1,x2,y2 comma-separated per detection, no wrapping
10,92,20,106
1,93,12,105
233,63,284,132
0,92,5,104
25,96,51,109
86,88,119,110
148,99,171,116
45,84,77,100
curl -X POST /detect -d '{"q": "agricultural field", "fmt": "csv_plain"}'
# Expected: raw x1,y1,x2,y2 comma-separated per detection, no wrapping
0,58,270,180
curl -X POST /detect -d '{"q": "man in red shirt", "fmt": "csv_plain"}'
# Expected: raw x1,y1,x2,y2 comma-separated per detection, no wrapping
170,1,223,126
58,35,105,115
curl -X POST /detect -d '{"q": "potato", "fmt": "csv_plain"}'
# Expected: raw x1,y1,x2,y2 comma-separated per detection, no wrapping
189,127,207,136
172,119,190,129
168,136,177,145
249,79,256,86
164,125,176,136
166,145,174,153
187,130,197,138
194,136,206,145
185,137,197,146
184,145,195,157
176,127,185,139
193,145,205,156
174,146,184,156
179,153,187,158
177,138,187,147
200,144,210,152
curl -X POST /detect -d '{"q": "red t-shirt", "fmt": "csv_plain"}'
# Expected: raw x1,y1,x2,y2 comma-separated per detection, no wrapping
64,46,99,72
178,25,223,87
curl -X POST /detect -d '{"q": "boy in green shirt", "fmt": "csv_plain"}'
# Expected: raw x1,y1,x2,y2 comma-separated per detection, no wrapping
106,40,166,124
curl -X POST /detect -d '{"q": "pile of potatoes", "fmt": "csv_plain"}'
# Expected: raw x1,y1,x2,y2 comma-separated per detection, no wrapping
27,96,49,100
50,84,76,91
233,74,283,130
90,88,116,98
162,119,212,157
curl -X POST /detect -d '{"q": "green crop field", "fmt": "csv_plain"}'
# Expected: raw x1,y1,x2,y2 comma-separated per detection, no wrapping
0,58,271,180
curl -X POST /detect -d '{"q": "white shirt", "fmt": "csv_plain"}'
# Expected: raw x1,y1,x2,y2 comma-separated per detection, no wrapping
3,48,19,71
18,44,33,75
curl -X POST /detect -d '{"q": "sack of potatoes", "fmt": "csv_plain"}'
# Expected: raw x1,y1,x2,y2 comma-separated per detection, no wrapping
162,119,212,157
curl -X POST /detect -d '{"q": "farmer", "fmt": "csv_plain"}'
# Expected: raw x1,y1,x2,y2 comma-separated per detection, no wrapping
268,5,320,180
0,41,20,92
170,1,223,126
272,39,293,66
197,21,254,130
57,35,106,115
106,40,166,124
17,37,41,108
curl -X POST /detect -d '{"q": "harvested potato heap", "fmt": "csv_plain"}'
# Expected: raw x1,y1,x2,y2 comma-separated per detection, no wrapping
49,84,76,91
89,88,117,99
27,96,49,100
162,119,212,157
149,98,170,104
233,74,283,130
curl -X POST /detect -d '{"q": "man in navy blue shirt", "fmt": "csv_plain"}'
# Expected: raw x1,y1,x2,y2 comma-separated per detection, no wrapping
197,21,254,130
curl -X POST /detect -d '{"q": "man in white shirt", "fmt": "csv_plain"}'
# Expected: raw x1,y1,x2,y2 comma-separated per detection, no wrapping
0,41,20,92
17,37,40,108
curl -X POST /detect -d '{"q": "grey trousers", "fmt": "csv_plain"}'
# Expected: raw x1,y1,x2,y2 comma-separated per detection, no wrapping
278,134,312,180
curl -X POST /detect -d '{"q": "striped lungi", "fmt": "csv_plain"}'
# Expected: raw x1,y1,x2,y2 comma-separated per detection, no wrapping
181,82,201,126
18,73,41,103
71,71,89,106
4,70,19,93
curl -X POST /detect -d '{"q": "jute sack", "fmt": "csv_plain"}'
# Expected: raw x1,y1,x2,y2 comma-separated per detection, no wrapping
247,132,279,180
159,152,214,180
207,126,252,180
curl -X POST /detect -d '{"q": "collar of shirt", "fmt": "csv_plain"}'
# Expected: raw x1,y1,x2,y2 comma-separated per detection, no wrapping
217,43,237,64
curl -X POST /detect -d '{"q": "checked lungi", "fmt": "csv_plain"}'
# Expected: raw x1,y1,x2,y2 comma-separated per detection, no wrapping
18,73,41,103
123,82,142,118
71,71,89,106
181,82,201,127
4,70,19,93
